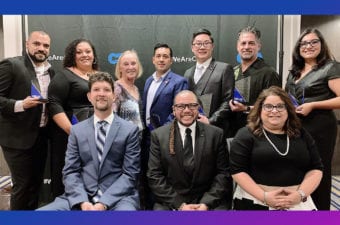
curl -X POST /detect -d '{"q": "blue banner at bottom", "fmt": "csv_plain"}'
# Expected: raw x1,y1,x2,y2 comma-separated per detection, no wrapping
0,211,339,225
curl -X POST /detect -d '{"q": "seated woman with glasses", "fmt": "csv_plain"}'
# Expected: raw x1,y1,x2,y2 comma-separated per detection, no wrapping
230,86,323,210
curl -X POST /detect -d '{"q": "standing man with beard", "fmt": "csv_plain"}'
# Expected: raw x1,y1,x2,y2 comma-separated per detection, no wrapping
228,26,280,137
0,31,54,209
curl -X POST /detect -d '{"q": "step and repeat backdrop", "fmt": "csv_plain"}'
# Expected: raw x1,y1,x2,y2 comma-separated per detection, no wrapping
27,15,278,92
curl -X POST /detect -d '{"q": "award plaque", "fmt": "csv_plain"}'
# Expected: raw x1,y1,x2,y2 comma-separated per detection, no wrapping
233,76,250,104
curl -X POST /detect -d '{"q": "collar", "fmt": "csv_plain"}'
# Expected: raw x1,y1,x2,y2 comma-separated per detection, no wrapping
94,113,114,126
152,69,170,81
177,121,197,136
196,57,212,70
26,51,51,73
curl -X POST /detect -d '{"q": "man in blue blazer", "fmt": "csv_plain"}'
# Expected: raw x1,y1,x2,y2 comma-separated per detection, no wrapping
141,43,188,209
39,72,140,210
143,43,188,130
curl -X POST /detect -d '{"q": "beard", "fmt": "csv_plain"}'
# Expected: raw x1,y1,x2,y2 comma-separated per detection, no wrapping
28,51,48,63
94,100,110,112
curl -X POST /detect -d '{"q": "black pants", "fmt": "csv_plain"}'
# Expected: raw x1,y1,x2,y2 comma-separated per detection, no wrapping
233,198,269,210
2,128,48,210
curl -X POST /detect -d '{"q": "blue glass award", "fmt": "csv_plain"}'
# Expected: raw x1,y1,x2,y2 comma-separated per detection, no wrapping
233,87,247,104
71,114,79,125
31,82,42,98
288,93,299,107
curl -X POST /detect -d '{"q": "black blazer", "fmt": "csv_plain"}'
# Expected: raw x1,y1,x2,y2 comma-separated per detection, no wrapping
184,59,234,132
0,54,55,149
147,121,232,209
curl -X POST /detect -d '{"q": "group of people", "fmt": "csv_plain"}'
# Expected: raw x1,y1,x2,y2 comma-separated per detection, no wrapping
0,26,339,211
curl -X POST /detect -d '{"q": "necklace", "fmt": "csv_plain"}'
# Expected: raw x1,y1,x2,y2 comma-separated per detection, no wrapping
262,129,289,156
72,67,93,77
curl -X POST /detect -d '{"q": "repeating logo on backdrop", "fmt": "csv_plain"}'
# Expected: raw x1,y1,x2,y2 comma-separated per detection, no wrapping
108,52,122,65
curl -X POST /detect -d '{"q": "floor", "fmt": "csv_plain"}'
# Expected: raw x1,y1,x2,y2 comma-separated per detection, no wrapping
1,175,340,210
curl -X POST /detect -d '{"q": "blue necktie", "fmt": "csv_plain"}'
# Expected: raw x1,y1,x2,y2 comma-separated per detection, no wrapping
96,120,108,162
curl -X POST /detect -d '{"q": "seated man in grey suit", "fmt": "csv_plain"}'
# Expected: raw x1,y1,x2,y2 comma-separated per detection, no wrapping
39,72,140,210
147,90,232,210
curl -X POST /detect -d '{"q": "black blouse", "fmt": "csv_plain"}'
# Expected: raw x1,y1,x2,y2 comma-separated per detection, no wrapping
230,127,323,186
48,68,93,122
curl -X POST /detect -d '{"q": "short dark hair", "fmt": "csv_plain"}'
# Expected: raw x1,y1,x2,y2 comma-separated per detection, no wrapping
153,43,173,57
88,72,114,92
63,38,99,70
192,28,214,44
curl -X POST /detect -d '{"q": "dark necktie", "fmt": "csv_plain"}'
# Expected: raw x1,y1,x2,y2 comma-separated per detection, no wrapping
183,128,194,175
96,120,108,162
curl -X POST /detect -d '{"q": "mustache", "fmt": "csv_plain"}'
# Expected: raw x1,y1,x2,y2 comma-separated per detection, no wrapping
35,50,47,56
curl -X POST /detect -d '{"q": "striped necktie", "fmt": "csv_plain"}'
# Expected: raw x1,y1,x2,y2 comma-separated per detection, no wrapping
96,120,108,162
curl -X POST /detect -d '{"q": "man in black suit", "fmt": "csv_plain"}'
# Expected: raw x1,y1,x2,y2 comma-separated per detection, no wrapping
184,28,234,137
0,31,54,209
147,90,232,210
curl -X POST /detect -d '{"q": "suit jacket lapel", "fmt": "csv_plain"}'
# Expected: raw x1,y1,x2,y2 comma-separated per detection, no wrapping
193,122,205,180
152,73,171,108
25,55,41,92
194,60,217,95
99,115,120,170
87,117,100,171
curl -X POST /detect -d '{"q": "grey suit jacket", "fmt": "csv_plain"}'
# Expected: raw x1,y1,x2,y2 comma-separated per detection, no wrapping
184,59,234,132
147,121,232,209
63,114,140,209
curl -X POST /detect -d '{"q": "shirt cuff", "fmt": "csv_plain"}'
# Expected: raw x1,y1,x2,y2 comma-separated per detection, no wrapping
14,100,25,112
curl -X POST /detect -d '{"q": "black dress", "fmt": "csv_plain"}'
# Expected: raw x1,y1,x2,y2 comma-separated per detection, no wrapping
47,68,93,199
285,60,340,210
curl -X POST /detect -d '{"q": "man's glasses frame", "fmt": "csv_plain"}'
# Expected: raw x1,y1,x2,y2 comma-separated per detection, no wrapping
262,103,286,112
174,103,200,111
192,41,213,49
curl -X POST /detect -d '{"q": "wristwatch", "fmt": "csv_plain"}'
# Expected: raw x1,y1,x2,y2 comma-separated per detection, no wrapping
297,189,307,202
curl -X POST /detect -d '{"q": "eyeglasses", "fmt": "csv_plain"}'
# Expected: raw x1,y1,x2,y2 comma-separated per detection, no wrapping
262,103,286,112
299,39,320,49
192,42,212,48
174,103,199,111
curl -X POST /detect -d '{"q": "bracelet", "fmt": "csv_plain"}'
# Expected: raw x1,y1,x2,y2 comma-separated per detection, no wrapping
263,191,268,205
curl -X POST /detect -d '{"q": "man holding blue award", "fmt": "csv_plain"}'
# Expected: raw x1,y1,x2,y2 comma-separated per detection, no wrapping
229,26,280,137
0,31,54,209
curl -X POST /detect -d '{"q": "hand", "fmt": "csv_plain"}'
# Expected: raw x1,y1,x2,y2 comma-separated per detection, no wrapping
23,96,43,109
80,202,95,211
197,114,210,124
229,100,247,112
93,202,107,211
180,203,200,211
275,189,301,209
264,188,287,209
295,102,313,116
196,203,208,211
